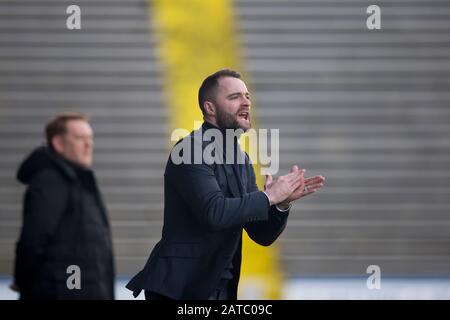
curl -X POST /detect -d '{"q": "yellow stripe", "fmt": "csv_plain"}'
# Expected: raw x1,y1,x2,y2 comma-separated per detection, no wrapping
152,0,241,133
151,0,282,299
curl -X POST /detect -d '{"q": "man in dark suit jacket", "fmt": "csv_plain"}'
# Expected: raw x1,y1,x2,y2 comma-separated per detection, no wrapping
12,113,115,300
126,69,325,300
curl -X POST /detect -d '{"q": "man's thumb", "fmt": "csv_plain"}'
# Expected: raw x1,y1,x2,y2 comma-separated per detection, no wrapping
265,174,273,188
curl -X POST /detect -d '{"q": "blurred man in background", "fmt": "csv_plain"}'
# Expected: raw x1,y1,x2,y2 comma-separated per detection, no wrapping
126,69,325,300
11,112,115,300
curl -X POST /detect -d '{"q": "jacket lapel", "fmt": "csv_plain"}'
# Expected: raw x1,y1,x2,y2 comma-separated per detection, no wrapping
202,122,247,198
223,164,242,198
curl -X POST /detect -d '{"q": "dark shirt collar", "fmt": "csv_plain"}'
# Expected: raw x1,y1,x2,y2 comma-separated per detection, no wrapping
203,120,224,134
202,120,241,142
48,148,94,181
202,121,245,163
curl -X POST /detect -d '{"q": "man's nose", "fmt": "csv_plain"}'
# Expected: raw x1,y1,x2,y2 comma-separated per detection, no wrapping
85,138,93,149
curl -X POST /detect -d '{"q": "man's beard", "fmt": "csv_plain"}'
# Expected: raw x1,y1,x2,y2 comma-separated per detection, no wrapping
216,107,250,132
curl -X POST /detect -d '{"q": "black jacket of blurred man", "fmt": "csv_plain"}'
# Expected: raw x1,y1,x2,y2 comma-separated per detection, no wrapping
13,113,115,300
126,69,325,300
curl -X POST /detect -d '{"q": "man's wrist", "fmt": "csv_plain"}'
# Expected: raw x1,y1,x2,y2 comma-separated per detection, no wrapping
263,191,291,211
276,202,291,212
262,191,274,206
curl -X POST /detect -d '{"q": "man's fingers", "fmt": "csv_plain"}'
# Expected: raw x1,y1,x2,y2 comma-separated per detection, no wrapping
286,168,305,182
289,174,303,190
306,182,324,190
301,182,325,198
288,168,304,176
302,189,316,197
278,174,325,200
304,175,325,182
265,174,273,190
291,173,305,190
304,175,325,184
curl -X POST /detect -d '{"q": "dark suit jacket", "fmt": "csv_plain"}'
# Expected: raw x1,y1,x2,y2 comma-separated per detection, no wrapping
126,122,290,299
15,147,115,300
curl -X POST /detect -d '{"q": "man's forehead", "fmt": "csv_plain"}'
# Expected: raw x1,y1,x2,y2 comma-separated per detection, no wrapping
66,119,92,134
217,76,248,93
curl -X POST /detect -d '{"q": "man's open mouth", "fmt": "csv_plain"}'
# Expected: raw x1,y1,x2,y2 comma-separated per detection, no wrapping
238,111,249,120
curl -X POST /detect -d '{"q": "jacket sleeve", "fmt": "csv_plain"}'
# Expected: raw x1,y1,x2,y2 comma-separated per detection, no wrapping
244,162,290,246
167,158,271,232
14,169,69,290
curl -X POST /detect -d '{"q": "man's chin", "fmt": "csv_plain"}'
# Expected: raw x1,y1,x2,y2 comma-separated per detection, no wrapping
217,117,250,132
238,120,251,132
79,158,93,168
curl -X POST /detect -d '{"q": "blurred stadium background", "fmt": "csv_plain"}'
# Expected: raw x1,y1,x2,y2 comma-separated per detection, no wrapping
1,0,450,299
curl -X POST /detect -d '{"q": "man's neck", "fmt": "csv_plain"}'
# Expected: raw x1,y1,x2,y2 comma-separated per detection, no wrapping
204,118,220,129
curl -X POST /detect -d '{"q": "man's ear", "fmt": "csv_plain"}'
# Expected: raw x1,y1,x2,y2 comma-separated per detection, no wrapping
51,135,65,154
204,101,216,117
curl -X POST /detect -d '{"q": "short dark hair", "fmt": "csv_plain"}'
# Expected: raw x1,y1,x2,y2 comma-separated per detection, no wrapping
198,69,242,115
45,112,89,148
